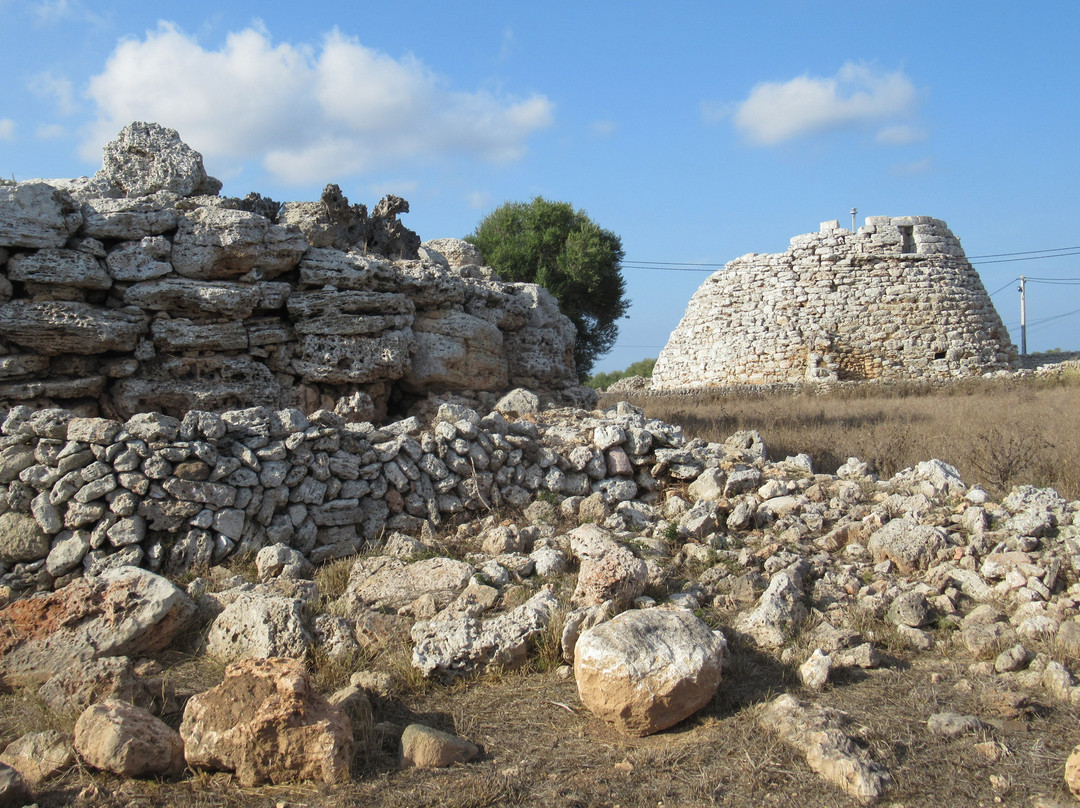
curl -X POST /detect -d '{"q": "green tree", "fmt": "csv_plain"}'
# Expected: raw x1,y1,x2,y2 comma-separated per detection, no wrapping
586,357,656,390
465,197,628,379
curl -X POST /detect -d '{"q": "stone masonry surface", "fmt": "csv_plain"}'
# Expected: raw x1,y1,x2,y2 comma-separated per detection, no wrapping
652,216,1015,390
0,122,585,422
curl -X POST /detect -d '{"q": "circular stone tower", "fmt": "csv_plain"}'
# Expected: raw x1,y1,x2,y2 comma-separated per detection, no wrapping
651,216,1015,390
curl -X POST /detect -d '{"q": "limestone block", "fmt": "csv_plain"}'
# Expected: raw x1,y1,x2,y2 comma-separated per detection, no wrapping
410,586,558,676
866,519,949,574
171,207,307,280
0,566,196,685
0,182,82,248
759,694,893,803
0,729,73,785
400,724,479,768
150,318,248,352
421,238,483,268
109,355,282,419
105,239,172,281
0,300,147,355
291,330,413,384
343,556,473,614
74,698,184,777
7,248,111,290
205,589,312,662
80,194,181,239
124,277,288,318
94,121,222,198
288,289,413,336
403,309,507,392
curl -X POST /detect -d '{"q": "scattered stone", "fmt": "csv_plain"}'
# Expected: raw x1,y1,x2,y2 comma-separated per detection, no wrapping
1066,744,1080,798
734,570,807,649
411,586,558,676
0,761,30,808
760,694,893,804
400,724,479,768
73,698,184,778
180,657,352,787
799,649,832,690
866,519,949,574
0,729,73,785
205,589,312,662
574,609,724,737
0,566,195,685
927,712,987,737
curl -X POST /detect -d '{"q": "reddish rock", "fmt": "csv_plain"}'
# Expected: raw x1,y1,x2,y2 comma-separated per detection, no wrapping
180,657,352,787
0,566,195,686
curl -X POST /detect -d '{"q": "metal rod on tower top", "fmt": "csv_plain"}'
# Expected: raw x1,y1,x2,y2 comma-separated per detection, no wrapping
1019,276,1027,356
850,208,857,232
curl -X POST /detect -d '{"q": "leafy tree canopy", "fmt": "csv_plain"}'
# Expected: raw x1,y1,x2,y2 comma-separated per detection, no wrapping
465,197,628,379
586,358,656,391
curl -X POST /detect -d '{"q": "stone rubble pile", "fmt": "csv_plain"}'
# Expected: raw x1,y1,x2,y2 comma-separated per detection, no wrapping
0,395,1078,800
0,121,586,422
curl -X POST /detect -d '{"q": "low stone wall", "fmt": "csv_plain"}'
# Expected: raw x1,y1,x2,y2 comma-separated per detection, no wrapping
0,395,681,591
653,216,1016,390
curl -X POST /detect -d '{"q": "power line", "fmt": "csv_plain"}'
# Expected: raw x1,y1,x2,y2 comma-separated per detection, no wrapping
972,250,1080,265
624,243,1080,272
988,278,1021,297
966,245,1080,259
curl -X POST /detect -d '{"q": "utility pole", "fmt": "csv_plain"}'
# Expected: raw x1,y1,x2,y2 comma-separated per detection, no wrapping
1018,276,1027,356
850,208,857,232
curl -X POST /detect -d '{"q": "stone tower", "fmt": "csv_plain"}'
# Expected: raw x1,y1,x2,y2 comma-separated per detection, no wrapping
651,216,1015,390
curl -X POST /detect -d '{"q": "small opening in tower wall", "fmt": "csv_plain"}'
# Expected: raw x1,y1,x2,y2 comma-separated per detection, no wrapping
933,350,946,360
899,225,916,254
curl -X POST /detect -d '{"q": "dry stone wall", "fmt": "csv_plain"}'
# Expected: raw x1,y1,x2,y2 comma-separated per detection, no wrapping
0,398,679,592
0,122,584,422
652,216,1015,390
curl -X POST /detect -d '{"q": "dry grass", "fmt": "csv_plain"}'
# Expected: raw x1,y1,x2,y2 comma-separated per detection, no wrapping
39,625,1078,808
605,373,1080,499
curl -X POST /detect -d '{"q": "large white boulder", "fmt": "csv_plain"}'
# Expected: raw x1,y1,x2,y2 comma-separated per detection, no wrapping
574,608,725,736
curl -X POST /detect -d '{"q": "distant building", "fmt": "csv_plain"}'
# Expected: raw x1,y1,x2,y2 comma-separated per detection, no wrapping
651,216,1015,390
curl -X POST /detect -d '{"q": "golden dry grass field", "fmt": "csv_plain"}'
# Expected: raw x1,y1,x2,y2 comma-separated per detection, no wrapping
604,371,1080,501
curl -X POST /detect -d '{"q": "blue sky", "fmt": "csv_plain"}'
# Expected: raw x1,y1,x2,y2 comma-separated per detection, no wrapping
2,1,1078,372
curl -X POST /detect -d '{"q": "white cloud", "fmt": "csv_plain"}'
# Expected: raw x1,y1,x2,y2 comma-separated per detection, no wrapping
700,100,732,124
733,62,919,145
875,124,927,145
85,23,554,186
32,0,71,22
466,190,491,210
36,123,66,140
32,0,103,26
28,72,77,115
0,118,14,140
589,119,618,137
498,27,515,62
891,157,932,175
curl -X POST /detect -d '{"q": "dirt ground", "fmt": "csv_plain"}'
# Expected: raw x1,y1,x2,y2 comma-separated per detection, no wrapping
23,621,1080,808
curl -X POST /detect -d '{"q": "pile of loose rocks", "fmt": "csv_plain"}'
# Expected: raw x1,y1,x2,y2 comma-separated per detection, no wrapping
1,396,1079,804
